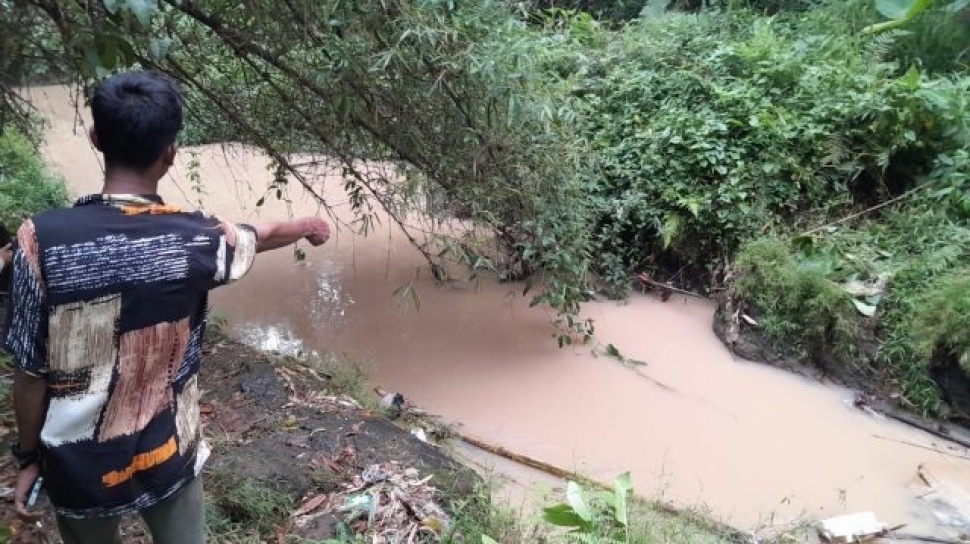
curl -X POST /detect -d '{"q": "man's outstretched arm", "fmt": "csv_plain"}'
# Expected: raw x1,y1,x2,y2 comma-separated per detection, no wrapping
252,217,330,253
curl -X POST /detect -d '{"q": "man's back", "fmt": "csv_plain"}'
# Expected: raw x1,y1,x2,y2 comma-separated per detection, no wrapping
7,193,255,518
7,70,329,544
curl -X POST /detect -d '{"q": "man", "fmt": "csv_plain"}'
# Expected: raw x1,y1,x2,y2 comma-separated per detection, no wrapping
5,70,330,543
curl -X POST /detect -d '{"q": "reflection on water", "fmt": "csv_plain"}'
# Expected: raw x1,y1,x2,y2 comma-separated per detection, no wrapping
235,267,353,357
310,264,356,328
30,84,970,538
235,323,309,358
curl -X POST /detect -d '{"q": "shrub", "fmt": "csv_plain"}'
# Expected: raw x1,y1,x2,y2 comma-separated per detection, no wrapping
577,7,965,290
0,126,70,231
911,273,970,371
728,144,970,415
732,239,861,360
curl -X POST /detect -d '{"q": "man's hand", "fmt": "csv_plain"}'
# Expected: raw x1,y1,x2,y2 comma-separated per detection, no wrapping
12,462,42,521
301,218,330,247
254,217,331,253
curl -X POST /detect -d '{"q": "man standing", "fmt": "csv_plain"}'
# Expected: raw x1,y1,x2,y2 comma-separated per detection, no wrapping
5,71,330,543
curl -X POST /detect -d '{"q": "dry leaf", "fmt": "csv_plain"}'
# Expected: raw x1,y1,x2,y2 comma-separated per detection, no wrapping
293,493,329,517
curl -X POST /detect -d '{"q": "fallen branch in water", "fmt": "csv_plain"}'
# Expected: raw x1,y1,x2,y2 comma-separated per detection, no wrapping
889,533,966,544
872,402,970,450
458,432,601,490
633,369,678,392
456,432,753,543
636,273,707,299
871,434,970,461
373,385,756,542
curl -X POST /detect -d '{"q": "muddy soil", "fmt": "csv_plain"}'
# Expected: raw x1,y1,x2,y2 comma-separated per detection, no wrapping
0,339,480,543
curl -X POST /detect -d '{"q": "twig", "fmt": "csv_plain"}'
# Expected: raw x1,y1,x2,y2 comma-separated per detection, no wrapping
458,432,603,491
872,402,970,450
890,532,966,544
798,186,923,237
635,274,707,299
870,434,970,461
457,432,752,542
633,369,678,393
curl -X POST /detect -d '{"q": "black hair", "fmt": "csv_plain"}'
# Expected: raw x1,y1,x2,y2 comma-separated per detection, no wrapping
91,71,183,170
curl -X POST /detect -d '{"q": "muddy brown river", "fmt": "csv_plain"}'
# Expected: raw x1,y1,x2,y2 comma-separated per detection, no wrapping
26,85,970,538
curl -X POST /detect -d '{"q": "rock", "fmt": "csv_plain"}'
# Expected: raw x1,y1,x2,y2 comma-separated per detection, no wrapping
291,512,339,541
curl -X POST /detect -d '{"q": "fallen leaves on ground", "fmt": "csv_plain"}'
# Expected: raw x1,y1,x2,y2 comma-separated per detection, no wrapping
277,366,362,413
292,462,454,543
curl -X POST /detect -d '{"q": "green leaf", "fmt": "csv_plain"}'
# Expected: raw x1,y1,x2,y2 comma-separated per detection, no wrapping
566,481,594,523
124,0,159,26
605,343,622,360
686,199,701,218
482,537,500,544
852,298,878,317
875,0,917,20
149,37,172,61
661,213,681,250
97,36,120,70
542,503,587,528
612,472,633,527
866,0,933,33
945,0,970,12
899,65,921,89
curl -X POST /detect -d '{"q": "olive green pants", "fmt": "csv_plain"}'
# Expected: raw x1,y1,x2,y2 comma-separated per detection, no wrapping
55,477,204,544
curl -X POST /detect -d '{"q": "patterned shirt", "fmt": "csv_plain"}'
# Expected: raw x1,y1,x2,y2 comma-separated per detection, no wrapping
3,194,257,519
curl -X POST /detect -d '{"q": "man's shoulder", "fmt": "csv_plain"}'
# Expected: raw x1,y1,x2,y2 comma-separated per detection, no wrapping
28,205,77,224
29,205,220,245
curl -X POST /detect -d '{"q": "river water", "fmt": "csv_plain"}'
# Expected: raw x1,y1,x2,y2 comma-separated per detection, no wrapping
26,85,970,537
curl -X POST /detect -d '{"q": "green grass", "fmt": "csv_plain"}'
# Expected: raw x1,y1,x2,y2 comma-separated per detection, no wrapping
732,238,862,362
729,165,970,416
205,475,295,539
204,498,266,544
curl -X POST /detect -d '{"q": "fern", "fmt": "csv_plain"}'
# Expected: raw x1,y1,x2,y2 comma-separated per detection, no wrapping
862,29,905,62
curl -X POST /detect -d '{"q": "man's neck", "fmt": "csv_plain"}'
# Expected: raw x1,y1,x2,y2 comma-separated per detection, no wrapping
100,168,160,196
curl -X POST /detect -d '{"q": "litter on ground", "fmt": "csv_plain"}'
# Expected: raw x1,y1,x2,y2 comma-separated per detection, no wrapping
292,462,454,543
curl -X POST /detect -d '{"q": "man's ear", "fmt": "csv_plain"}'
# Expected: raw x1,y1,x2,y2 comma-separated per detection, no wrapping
88,127,101,151
162,142,178,166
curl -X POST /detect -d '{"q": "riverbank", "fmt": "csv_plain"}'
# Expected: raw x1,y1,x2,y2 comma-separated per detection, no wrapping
0,336,751,543
16,83,970,539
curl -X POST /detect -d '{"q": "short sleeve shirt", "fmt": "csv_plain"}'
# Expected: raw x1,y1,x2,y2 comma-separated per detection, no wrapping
2,194,257,519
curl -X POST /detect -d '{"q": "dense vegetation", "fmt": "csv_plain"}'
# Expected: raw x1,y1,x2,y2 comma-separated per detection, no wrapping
2,0,970,416
0,127,71,232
